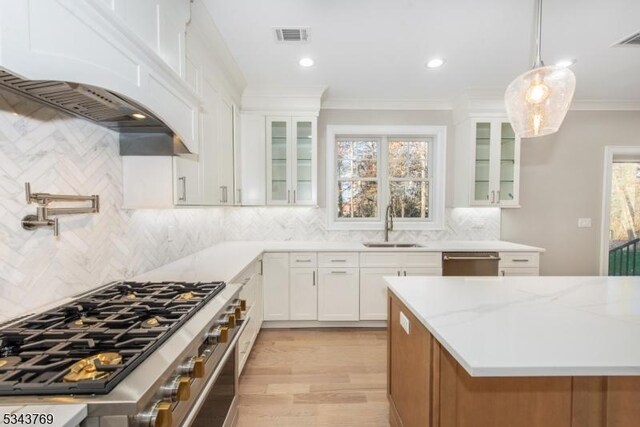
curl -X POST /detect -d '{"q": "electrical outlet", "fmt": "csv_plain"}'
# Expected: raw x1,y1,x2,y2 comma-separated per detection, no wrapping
578,218,592,228
471,218,485,229
167,225,176,242
399,311,410,335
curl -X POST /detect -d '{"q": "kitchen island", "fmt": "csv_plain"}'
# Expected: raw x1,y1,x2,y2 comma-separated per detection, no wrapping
385,276,640,427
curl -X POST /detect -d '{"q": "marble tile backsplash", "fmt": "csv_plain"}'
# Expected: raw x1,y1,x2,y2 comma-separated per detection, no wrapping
223,206,500,242
0,89,224,322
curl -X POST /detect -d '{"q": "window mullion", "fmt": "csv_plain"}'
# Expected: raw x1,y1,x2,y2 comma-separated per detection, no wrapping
380,136,389,219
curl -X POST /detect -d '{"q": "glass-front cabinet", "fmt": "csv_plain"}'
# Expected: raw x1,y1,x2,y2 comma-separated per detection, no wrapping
470,119,520,207
266,116,317,205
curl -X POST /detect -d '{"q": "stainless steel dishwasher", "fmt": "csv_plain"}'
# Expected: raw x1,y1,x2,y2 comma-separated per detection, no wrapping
442,252,500,276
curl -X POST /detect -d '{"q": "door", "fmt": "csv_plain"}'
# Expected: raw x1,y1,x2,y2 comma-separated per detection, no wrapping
238,113,266,205
318,268,359,321
496,121,520,206
291,117,316,205
263,253,289,321
174,156,201,205
602,148,640,276
216,94,235,205
199,77,219,205
289,268,317,320
360,268,398,320
266,117,291,205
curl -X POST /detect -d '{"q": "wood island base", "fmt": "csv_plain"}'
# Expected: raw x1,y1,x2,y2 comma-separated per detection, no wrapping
388,292,640,427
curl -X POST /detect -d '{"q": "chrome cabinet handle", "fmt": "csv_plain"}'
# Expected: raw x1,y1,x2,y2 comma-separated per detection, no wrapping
397,271,400,276
296,259,312,263
501,270,506,276
178,177,186,201
331,259,347,263
287,190,291,204
512,259,529,262
312,270,316,286
496,190,500,202
220,186,228,203
330,271,347,274
259,259,263,275
403,271,407,276
293,190,296,204
490,190,495,204
237,189,242,205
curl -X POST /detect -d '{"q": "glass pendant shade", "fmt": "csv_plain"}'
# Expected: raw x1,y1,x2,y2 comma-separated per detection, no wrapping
505,65,576,138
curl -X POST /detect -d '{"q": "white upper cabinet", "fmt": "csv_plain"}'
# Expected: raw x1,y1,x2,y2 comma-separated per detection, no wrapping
266,116,317,206
454,118,521,208
238,113,267,206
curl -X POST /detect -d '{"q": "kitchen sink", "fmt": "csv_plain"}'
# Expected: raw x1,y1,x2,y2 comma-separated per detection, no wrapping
363,242,422,248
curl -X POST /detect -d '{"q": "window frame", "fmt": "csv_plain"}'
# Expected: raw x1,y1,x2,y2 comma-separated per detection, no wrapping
326,125,447,231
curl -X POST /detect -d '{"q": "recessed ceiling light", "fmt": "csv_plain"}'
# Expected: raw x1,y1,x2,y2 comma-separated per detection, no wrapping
299,57,314,67
425,58,445,69
131,113,146,120
555,59,576,68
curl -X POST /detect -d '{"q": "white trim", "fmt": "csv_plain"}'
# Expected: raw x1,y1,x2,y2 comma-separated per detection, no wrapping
326,125,447,231
599,146,640,275
322,98,452,111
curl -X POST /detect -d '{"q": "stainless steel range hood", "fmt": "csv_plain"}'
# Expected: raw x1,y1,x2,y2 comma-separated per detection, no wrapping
0,69,190,156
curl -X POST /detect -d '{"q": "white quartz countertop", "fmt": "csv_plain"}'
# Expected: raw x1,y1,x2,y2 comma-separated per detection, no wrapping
131,240,543,283
0,404,86,427
386,276,640,377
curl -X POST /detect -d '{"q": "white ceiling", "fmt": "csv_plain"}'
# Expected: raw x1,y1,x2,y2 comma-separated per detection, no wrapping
203,0,640,104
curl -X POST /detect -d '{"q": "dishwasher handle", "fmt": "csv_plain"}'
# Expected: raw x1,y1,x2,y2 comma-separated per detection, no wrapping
443,255,501,261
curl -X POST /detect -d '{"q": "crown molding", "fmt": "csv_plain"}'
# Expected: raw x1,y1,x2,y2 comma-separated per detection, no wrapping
321,98,452,110
241,86,327,113
570,100,640,111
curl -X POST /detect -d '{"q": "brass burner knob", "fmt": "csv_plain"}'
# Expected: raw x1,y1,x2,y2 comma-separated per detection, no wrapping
153,401,172,427
228,314,236,328
192,356,205,379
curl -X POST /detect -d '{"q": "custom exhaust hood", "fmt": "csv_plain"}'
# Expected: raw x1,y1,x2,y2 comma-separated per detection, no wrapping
0,69,189,156
0,0,201,157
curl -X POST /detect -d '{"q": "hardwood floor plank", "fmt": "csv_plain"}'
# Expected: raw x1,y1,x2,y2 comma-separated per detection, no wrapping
237,328,389,427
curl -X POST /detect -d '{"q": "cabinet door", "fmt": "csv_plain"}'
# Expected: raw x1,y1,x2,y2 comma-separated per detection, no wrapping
360,268,399,321
402,267,442,276
472,121,493,206
291,117,317,205
199,77,219,205
267,117,291,205
239,114,267,205
289,268,318,320
263,253,289,321
216,94,235,205
174,156,201,205
318,268,359,321
499,267,539,276
496,121,520,207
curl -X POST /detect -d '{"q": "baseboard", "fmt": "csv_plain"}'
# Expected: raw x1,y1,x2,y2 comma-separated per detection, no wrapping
261,320,387,329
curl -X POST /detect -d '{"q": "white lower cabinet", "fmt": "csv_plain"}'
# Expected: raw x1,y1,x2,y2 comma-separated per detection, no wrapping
318,268,360,321
360,267,441,320
360,268,398,321
290,267,317,320
263,253,290,321
499,252,540,276
235,258,263,374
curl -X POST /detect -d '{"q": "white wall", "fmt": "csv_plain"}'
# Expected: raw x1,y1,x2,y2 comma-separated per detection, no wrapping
0,89,224,322
502,111,640,275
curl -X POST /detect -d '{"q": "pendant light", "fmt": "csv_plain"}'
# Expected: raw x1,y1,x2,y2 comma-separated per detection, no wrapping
505,0,576,138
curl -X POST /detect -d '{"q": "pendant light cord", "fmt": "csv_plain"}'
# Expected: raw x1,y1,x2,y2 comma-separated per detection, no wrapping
533,0,544,68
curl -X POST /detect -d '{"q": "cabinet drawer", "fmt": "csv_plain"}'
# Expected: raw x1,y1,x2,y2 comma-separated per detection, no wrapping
318,252,359,268
290,252,318,267
499,252,539,268
360,252,403,268
404,252,441,268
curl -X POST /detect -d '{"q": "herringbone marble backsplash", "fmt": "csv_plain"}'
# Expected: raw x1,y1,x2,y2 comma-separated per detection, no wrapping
0,87,500,323
223,207,499,242
0,89,224,322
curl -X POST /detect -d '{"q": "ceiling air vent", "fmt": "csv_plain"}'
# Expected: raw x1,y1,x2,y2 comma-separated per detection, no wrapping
614,30,640,46
274,27,309,43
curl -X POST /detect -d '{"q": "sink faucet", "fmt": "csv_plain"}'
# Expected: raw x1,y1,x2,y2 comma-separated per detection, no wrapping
384,204,394,242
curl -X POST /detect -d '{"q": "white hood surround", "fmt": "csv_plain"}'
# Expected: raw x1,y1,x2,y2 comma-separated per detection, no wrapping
0,0,200,153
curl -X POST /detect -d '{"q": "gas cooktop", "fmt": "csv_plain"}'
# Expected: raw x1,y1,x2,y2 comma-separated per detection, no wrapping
0,280,226,396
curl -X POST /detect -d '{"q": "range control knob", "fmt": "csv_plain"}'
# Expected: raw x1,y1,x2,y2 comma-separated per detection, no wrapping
137,401,172,427
227,314,236,328
238,299,247,311
178,356,205,379
234,306,242,320
206,326,229,344
161,375,191,402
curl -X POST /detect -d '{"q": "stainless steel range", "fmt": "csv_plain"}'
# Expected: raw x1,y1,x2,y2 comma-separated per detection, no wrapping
0,280,246,427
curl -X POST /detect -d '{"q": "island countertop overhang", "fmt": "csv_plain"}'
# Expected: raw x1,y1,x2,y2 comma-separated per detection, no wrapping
385,276,640,377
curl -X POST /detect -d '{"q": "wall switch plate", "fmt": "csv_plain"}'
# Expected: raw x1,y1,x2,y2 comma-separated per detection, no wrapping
399,311,410,335
578,218,592,228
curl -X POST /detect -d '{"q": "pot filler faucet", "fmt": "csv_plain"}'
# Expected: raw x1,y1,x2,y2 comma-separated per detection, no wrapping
21,182,99,237
384,204,394,242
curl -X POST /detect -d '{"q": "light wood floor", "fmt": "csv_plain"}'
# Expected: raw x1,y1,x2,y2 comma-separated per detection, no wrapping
236,328,389,427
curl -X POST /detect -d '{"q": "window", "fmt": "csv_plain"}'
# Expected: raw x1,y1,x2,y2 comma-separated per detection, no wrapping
327,125,446,230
